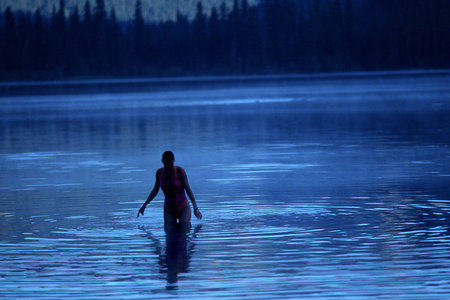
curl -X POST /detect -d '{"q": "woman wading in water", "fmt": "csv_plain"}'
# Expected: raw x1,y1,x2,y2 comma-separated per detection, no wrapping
137,151,202,229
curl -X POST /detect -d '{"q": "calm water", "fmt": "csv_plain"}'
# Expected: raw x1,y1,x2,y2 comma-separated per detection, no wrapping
1,72,450,299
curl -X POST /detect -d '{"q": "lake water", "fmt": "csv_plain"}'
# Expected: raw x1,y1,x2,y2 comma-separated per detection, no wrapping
1,71,450,299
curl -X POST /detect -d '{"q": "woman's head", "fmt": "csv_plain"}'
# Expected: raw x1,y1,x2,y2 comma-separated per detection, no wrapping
162,151,175,167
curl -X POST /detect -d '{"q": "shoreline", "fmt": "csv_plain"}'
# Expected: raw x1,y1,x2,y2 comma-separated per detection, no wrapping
2,69,450,86
1,69,449,98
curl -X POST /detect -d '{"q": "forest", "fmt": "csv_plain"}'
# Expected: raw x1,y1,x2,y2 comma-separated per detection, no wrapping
0,0,449,80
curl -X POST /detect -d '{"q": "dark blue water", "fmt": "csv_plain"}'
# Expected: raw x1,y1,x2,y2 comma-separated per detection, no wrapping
1,72,450,299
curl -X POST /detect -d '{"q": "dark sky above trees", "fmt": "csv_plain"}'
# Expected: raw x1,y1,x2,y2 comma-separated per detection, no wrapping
0,0,449,80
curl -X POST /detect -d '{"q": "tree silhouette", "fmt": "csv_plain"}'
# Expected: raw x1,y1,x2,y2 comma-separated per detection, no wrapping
193,2,207,71
0,0,449,80
82,0,94,74
31,8,46,73
93,0,107,72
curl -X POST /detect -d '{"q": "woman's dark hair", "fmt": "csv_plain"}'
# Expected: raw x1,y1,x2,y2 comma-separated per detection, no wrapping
162,151,175,162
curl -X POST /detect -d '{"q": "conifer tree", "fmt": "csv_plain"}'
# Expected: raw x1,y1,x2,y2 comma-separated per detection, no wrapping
82,0,93,74
193,2,207,70
133,0,146,72
93,0,107,73
31,8,46,72
68,6,83,75
1,7,16,75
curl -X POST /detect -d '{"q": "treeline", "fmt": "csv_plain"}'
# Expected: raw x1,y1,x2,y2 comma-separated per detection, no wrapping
1,0,449,80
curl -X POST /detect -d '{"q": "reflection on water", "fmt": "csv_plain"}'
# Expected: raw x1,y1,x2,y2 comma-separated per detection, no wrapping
0,73,450,298
139,224,202,289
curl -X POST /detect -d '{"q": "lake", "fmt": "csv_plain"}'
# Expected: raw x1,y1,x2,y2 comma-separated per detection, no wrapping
1,71,450,299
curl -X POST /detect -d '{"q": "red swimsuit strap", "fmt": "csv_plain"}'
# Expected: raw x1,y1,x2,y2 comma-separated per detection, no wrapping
177,198,187,215
160,166,178,184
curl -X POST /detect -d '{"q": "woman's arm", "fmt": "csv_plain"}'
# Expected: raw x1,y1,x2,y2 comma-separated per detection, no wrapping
179,167,202,219
137,169,161,217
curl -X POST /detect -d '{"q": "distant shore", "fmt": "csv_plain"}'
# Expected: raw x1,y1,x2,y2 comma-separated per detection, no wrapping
1,69,449,97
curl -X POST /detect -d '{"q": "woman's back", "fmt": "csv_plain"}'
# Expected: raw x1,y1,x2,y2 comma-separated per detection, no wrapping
160,166,186,202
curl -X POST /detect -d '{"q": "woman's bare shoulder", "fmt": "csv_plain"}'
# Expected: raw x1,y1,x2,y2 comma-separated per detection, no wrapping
176,166,187,174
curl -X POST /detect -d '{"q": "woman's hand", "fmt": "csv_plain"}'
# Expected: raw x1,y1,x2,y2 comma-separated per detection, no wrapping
137,205,146,217
194,207,202,220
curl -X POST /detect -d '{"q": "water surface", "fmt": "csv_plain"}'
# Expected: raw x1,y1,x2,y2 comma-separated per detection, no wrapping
1,72,450,298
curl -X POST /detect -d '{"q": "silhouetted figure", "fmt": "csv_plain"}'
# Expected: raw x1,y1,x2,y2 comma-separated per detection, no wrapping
138,151,202,230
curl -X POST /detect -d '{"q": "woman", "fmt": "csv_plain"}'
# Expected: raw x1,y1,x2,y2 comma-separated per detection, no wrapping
137,151,202,226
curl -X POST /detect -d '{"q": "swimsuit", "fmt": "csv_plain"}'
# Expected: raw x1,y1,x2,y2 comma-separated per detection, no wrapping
160,166,188,219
